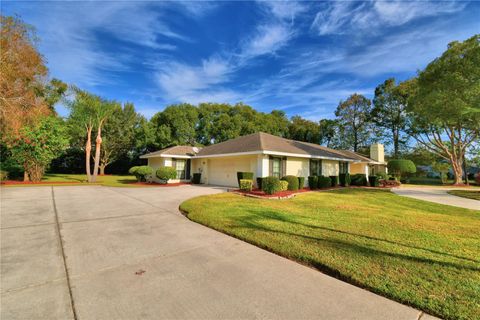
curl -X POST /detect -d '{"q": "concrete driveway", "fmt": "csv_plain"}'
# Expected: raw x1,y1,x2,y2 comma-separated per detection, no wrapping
1,185,432,320
392,186,480,210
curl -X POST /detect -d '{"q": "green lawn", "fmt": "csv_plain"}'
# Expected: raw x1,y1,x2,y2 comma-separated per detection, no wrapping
447,190,480,201
180,189,480,320
4,173,138,187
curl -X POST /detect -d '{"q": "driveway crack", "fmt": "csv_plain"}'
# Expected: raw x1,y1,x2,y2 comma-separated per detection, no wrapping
51,186,78,320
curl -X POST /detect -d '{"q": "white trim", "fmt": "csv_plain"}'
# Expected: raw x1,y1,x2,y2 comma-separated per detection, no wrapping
140,154,193,159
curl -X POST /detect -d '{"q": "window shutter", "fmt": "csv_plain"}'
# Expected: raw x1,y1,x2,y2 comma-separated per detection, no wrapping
269,156,273,176
186,159,191,180
282,157,287,177
319,160,323,176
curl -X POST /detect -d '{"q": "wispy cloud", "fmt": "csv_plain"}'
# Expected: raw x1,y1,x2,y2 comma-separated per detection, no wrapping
312,0,466,35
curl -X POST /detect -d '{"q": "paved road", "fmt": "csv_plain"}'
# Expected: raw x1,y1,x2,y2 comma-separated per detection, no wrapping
1,185,433,320
392,186,480,210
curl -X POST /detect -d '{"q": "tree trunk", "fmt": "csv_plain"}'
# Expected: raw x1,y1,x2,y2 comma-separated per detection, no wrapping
92,126,102,183
393,129,399,158
99,164,106,175
23,168,29,182
450,155,464,185
85,127,92,182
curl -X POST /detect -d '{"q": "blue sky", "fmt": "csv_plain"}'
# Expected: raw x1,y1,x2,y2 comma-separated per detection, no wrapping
4,1,479,120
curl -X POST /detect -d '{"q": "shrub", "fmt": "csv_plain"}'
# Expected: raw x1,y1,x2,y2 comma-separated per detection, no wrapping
0,170,8,181
192,173,201,184
376,172,388,180
387,159,416,180
308,176,318,190
330,176,339,187
237,172,254,187
256,177,264,189
339,173,351,187
279,180,289,191
351,174,368,186
155,166,176,183
262,176,281,195
317,175,331,188
281,175,299,191
129,166,154,182
239,179,253,191
298,176,305,188
369,175,379,187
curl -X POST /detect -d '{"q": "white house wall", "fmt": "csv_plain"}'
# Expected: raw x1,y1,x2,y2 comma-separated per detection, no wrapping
322,160,339,176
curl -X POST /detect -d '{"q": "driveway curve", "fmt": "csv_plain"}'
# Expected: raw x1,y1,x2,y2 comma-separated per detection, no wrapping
392,186,480,210
1,185,433,319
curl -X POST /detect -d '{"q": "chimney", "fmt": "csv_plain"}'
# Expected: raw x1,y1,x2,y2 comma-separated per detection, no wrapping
370,143,384,163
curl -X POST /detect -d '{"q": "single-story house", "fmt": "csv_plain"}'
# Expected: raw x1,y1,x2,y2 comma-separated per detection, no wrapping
140,132,387,187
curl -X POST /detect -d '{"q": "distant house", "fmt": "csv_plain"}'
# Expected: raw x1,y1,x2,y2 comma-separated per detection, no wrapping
140,132,387,187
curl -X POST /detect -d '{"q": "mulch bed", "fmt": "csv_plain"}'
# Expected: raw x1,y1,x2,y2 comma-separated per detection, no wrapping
232,188,311,199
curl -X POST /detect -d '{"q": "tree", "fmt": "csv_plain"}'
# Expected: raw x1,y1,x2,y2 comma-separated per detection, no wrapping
98,102,141,174
318,119,337,147
150,103,198,148
335,93,373,152
287,116,320,143
408,35,480,185
372,78,411,157
431,161,450,184
67,88,115,182
9,116,68,181
387,159,416,180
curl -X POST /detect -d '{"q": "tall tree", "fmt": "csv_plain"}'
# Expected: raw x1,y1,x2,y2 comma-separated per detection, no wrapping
372,78,411,157
335,93,373,152
287,116,320,143
67,88,115,182
98,102,141,174
318,119,337,147
408,35,480,185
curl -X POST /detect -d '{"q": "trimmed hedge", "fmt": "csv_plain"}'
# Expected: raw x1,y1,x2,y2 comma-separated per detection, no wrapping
339,173,351,187
279,180,289,191
129,166,153,182
240,179,253,191
330,175,339,187
308,176,318,190
281,175,299,191
192,173,201,184
156,166,176,182
298,176,305,189
262,176,281,195
351,174,368,186
256,177,264,189
369,175,379,187
317,175,331,188
387,159,416,179
237,172,254,187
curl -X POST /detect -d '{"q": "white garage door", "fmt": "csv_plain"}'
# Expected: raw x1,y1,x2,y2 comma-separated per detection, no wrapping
208,157,255,187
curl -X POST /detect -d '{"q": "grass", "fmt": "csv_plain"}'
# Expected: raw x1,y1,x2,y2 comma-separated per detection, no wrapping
406,177,478,187
447,190,480,201
3,173,138,187
180,189,480,320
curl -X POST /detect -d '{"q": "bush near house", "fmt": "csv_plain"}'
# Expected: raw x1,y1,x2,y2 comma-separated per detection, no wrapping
129,166,153,182
281,175,299,191
317,175,332,188
351,174,368,186
279,180,288,191
369,175,379,187
256,177,264,189
298,176,305,189
192,173,202,184
155,166,176,183
339,173,351,187
237,172,254,187
330,175,339,187
308,176,318,190
239,179,253,191
262,176,281,195
388,159,416,180
0,170,8,181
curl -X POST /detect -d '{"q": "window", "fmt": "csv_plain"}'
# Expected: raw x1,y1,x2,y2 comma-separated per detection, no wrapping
175,159,186,179
339,161,349,174
272,157,281,178
310,159,322,176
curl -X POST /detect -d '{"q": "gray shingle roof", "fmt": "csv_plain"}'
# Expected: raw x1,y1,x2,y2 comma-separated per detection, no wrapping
196,132,357,160
140,146,200,158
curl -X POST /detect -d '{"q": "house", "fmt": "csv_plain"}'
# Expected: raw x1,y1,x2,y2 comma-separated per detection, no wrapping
140,132,387,187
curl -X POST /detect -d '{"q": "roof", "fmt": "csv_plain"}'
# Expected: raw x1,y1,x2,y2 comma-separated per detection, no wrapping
140,146,200,159
336,150,386,164
196,132,358,161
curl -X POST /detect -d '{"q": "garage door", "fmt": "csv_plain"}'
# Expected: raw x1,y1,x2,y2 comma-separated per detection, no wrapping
208,157,255,187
